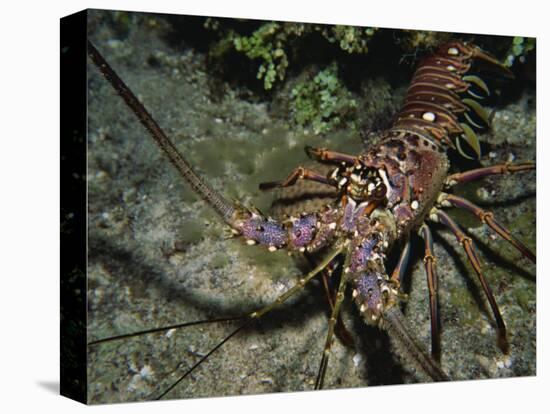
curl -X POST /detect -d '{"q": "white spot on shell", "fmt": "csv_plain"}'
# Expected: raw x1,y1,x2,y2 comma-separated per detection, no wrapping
360,304,366,313
447,65,456,71
246,239,256,245
328,222,337,230
422,112,436,122
268,246,277,252
448,47,459,55
352,289,358,298
411,200,419,210
378,169,391,192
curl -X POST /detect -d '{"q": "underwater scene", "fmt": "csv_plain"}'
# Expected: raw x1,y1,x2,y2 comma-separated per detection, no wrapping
86,9,536,404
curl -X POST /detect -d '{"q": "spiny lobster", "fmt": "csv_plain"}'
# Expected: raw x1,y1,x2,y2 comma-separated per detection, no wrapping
87,35,536,402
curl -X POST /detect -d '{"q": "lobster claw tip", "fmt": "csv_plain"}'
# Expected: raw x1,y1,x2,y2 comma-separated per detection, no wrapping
304,145,319,159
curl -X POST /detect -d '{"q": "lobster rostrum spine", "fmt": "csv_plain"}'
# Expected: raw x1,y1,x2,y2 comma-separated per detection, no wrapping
88,38,535,393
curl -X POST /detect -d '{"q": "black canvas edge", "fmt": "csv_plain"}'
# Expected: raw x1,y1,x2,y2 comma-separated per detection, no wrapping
60,9,88,404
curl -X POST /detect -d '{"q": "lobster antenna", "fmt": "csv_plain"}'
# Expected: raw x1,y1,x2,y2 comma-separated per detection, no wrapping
87,41,236,224
155,319,254,400
87,316,245,346
382,306,449,382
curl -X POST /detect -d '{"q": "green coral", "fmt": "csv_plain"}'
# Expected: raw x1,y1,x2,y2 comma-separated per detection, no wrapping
402,30,451,50
233,23,296,90
504,37,536,67
290,63,357,135
321,26,377,54
207,21,377,89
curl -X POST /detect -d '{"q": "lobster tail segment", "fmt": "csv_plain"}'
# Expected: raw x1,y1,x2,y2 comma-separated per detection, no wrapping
393,41,511,160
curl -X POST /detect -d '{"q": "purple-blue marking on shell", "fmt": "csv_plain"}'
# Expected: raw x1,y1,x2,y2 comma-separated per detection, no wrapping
354,272,383,316
240,216,287,247
341,200,370,233
350,237,377,272
290,214,317,248
308,208,339,252
341,201,356,232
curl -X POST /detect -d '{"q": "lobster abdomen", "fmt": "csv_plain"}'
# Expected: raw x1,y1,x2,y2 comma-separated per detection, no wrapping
392,42,513,157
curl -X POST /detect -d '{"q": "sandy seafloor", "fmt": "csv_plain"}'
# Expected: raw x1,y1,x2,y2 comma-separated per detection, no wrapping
86,10,536,404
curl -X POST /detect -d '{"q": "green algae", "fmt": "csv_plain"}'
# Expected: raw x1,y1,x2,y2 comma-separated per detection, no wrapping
290,63,358,135
207,21,377,90
401,30,452,50
233,22,290,90
505,37,536,67
179,220,204,244
449,286,479,326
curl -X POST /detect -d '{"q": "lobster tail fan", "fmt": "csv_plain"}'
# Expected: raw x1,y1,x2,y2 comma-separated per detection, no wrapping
463,75,490,99
471,48,515,80
456,123,481,160
462,98,491,130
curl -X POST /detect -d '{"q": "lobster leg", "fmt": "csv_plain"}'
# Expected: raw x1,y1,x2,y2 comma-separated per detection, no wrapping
259,166,335,191
445,162,535,187
441,193,535,263
434,209,508,353
320,266,355,348
305,145,358,164
419,224,441,362
390,236,411,286
315,262,350,390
